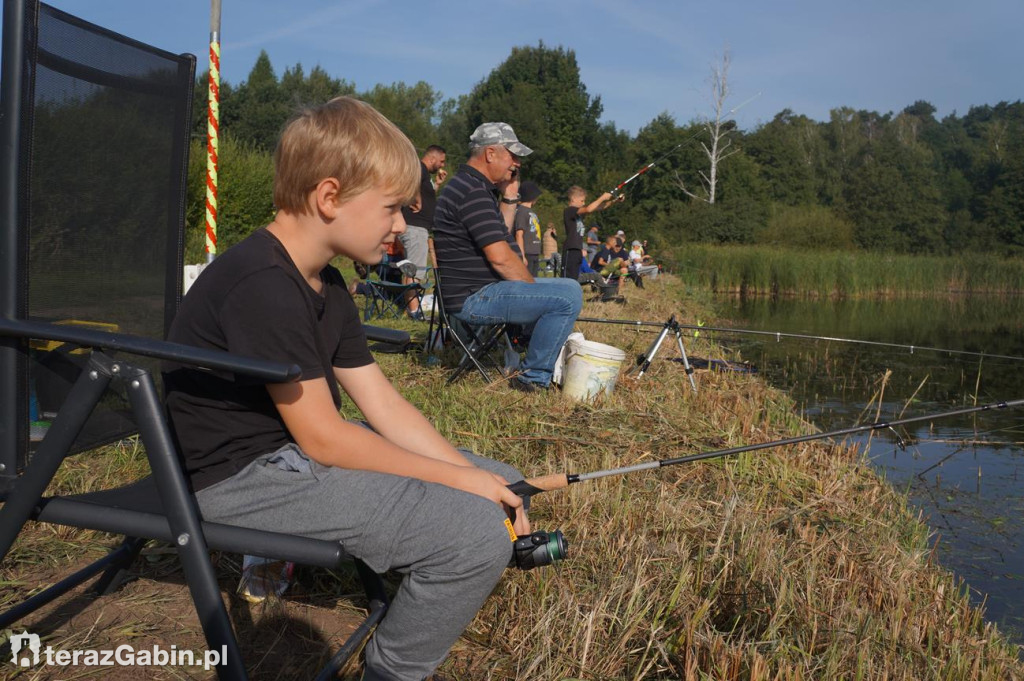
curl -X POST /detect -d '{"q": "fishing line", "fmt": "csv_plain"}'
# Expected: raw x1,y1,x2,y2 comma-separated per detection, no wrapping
576,316,1024,363
507,399,1024,498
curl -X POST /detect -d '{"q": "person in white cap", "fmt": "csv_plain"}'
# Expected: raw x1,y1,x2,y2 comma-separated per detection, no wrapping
433,122,583,392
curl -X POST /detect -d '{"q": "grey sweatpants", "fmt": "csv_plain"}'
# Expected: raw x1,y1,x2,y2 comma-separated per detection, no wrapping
195,442,525,681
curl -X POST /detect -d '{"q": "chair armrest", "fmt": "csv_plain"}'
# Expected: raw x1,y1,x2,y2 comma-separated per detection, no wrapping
362,324,411,346
0,317,300,383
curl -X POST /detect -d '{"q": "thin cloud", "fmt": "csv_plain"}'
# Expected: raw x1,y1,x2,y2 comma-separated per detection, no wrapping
227,2,378,50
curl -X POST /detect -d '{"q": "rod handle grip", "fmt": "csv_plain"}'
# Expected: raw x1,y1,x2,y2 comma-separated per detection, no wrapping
508,473,570,497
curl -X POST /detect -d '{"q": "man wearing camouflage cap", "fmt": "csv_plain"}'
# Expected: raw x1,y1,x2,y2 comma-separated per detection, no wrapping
433,123,583,392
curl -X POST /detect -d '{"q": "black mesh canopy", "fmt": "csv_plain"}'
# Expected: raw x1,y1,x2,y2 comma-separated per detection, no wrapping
13,3,194,459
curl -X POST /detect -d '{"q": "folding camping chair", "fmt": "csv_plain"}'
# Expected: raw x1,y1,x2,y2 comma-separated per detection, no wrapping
362,275,423,321
426,269,516,384
0,3,386,678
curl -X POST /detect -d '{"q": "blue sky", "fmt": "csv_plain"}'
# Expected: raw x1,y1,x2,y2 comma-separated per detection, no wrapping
41,0,1024,135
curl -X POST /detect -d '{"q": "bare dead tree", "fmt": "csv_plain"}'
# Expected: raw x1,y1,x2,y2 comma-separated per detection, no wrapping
675,50,753,205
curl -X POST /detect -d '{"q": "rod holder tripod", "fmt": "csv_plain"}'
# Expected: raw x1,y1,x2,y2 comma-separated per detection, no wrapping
625,314,697,393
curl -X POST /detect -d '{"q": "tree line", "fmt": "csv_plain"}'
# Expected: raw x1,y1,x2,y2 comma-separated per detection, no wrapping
190,43,1024,257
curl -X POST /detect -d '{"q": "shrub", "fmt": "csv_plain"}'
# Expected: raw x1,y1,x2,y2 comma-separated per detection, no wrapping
185,136,275,262
755,203,855,250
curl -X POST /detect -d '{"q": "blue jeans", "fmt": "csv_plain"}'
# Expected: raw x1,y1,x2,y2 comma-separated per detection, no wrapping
455,278,583,386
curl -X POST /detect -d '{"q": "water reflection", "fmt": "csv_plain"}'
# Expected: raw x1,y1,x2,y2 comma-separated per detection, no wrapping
713,295,1024,643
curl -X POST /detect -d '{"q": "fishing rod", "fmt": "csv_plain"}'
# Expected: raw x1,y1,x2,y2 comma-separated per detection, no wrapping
608,129,703,197
607,91,763,197
508,398,1024,498
576,316,1024,363
606,92,764,198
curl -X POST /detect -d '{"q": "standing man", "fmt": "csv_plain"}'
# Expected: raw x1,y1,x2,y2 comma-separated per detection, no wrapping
562,186,619,281
434,123,582,392
400,145,447,320
513,180,544,277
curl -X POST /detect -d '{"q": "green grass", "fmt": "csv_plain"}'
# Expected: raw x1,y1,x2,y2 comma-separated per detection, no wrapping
672,244,1024,298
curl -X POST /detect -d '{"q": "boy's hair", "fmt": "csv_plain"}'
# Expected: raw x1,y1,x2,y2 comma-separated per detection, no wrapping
274,96,420,214
567,185,586,201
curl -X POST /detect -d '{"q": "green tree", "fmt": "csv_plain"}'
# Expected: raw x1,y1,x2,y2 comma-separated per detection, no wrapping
360,81,444,152
745,109,821,206
457,42,607,192
611,114,695,240
842,127,946,253
975,108,1024,251
281,64,355,109
223,51,291,151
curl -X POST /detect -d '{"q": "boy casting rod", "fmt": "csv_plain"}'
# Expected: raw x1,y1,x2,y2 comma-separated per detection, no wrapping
576,316,1024,363
507,398,1024,498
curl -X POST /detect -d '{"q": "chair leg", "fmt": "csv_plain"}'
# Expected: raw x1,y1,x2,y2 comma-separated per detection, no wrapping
447,324,507,384
313,560,388,681
0,539,141,629
91,536,147,596
126,367,247,681
0,356,112,562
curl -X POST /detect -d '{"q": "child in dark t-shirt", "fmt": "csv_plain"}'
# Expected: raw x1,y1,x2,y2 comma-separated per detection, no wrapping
164,97,529,681
561,185,618,280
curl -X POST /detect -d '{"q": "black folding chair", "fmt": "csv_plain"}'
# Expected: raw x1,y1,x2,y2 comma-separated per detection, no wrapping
0,3,386,678
426,268,514,384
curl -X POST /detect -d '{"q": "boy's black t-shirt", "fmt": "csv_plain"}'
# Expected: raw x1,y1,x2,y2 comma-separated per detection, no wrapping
562,206,584,251
591,245,615,269
164,228,373,491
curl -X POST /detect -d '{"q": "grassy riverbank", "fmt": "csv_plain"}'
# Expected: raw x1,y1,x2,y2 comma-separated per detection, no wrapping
3,274,1022,679
671,244,1024,298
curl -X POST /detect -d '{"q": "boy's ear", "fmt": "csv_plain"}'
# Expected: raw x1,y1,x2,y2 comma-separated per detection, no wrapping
313,177,343,218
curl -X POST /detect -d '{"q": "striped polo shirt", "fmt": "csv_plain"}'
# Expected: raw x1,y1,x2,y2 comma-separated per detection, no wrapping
433,164,508,313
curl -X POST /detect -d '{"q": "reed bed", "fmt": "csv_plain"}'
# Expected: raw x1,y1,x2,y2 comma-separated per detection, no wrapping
673,245,1024,298
2,275,1022,679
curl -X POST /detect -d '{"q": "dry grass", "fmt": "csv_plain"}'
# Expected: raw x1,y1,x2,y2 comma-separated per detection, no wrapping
387,278,1023,679
2,274,1022,679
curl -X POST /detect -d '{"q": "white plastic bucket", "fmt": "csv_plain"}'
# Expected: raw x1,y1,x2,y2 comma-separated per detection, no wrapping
562,339,626,402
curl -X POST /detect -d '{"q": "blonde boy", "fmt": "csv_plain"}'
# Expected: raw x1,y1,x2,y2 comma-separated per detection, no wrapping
562,185,618,280
165,97,528,681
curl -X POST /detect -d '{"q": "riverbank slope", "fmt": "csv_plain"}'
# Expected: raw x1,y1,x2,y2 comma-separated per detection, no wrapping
412,274,1023,679
2,273,1021,679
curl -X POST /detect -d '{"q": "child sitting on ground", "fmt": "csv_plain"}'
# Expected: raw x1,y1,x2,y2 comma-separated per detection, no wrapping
164,96,530,681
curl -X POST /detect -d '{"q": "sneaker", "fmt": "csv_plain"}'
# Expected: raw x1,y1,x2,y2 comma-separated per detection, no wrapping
407,309,426,322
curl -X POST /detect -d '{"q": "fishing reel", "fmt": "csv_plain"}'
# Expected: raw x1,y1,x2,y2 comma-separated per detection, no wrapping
510,530,569,571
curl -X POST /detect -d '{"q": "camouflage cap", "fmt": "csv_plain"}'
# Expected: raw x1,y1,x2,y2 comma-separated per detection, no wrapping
469,122,533,156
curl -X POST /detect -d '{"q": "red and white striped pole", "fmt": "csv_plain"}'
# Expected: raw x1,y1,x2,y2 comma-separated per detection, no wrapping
204,0,221,263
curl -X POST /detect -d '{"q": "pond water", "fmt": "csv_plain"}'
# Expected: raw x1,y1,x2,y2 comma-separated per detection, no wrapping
711,295,1024,644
